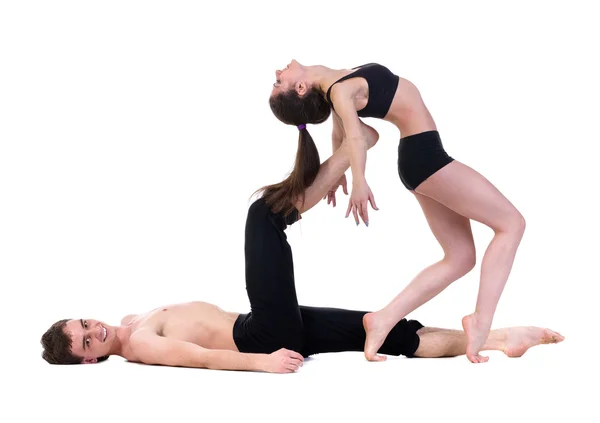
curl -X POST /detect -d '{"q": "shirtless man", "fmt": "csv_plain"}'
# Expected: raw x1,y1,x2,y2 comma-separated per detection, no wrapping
41,300,563,373
40,130,564,372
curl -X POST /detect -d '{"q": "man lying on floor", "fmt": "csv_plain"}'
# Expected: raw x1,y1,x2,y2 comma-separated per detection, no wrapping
41,297,563,373
41,132,563,372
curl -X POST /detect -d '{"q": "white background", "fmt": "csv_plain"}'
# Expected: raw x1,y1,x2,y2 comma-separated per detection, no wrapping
1,1,597,422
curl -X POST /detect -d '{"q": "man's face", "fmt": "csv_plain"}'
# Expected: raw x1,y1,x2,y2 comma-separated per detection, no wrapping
63,319,114,363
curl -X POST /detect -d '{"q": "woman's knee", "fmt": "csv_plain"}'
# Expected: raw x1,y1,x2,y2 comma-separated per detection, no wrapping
445,244,477,277
496,208,526,239
513,210,526,238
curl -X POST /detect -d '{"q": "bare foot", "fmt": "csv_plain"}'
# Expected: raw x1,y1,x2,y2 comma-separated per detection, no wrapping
501,327,565,357
363,312,391,362
462,313,492,363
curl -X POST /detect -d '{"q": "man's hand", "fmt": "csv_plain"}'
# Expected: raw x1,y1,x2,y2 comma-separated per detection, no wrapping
262,348,304,373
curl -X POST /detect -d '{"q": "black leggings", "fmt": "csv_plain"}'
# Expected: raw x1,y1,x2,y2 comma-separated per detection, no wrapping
233,198,424,358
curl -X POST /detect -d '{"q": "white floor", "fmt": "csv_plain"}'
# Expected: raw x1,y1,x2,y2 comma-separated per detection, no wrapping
8,335,591,423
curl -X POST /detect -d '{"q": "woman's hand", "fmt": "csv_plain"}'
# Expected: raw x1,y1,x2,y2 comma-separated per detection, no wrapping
347,178,378,226
323,174,348,207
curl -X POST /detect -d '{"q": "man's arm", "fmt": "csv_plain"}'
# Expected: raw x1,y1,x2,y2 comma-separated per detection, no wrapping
130,332,303,373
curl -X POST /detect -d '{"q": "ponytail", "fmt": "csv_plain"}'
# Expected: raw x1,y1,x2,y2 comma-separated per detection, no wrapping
254,127,321,216
257,87,331,215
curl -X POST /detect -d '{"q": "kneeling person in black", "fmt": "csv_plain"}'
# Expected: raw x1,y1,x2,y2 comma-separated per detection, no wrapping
233,196,424,359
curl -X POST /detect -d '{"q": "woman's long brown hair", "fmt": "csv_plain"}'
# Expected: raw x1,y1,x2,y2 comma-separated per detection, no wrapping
255,87,331,215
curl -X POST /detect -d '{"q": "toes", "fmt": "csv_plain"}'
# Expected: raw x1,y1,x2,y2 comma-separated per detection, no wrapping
542,329,564,344
550,330,565,342
467,353,488,364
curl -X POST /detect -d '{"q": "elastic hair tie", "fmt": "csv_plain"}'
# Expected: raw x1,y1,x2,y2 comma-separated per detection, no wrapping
297,124,306,130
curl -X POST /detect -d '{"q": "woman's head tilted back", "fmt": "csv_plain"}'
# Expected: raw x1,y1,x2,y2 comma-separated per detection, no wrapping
269,60,331,126
259,60,331,216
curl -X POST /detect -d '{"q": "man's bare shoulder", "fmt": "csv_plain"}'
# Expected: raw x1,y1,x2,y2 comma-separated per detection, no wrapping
121,314,138,325
128,328,160,356
116,328,151,365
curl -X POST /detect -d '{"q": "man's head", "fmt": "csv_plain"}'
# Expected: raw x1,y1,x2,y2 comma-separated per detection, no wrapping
41,318,114,364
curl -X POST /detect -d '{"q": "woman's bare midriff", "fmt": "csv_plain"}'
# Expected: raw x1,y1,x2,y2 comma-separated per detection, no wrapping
384,77,438,137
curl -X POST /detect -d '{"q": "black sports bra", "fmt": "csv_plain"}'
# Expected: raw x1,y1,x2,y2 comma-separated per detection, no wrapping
325,63,400,119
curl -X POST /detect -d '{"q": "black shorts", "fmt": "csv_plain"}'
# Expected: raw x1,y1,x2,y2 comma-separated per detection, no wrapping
398,130,454,190
233,198,424,358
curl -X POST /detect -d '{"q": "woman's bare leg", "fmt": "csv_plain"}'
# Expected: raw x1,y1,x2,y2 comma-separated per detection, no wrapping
415,160,526,363
364,193,476,361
